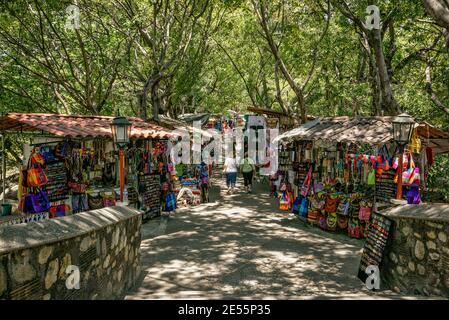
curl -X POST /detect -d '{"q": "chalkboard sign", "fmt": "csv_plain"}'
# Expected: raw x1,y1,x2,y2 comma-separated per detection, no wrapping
138,174,161,220
44,160,69,202
375,169,397,202
357,212,393,286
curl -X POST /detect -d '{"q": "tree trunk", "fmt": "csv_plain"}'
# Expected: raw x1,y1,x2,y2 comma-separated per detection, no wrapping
252,0,307,123
151,81,161,123
368,49,382,115
423,0,449,28
138,87,149,120
274,62,287,113
369,29,400,115
443,28,449,68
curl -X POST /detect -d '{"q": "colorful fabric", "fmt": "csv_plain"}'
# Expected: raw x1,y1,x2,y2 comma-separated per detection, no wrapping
175,163,184,177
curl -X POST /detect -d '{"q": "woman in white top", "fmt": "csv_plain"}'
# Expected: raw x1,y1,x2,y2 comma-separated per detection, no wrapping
223,157,238,194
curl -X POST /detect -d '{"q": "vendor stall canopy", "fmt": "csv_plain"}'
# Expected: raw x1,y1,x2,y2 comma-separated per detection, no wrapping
274,116,449,154
159,115,213,139
0,112,173,139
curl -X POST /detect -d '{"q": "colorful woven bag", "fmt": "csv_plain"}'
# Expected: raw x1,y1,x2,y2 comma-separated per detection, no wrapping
299,196,309,218
27,167,48,187
326,212,337,231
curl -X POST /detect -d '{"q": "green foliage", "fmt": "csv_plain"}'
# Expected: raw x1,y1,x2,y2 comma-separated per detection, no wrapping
426,154,449,202
0,1,449,170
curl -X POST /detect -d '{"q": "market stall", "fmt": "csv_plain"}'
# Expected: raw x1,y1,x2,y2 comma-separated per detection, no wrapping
159,115,214,207
0,112,173,223
273,116,449,239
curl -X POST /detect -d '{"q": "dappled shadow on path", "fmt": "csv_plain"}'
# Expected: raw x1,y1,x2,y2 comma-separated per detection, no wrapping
125,173,413,300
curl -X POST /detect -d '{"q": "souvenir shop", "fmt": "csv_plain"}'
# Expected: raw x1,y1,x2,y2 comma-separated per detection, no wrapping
170,161,210,207
273,116,449,239
0,113,174,224
158,117,213,208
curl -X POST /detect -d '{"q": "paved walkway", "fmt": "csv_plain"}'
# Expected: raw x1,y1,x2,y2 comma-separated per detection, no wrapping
125,175,417,300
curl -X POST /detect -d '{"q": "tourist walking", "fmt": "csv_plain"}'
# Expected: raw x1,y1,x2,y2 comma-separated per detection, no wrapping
240,153,256,193
223,156,238,194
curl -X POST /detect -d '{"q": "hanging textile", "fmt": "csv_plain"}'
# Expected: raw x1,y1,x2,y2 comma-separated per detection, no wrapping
300,166,313,197
408,128,422,154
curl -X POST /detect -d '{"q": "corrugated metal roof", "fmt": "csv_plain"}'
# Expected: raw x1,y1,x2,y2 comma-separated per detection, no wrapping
274,116,449,154
0,112,173,139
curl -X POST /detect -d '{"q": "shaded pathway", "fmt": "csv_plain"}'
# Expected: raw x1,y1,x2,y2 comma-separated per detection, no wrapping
125,174,414,299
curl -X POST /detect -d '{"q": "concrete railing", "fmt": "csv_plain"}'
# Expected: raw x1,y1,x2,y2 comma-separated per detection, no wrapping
0,206,143,300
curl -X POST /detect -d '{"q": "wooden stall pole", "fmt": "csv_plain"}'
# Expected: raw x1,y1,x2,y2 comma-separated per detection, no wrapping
396,148,404,200
111,115,132,204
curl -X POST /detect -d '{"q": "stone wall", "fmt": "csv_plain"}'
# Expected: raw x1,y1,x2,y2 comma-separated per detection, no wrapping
380,205,449,298
0,206,142,300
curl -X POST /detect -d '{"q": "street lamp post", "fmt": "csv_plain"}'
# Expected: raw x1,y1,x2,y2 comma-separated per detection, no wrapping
392,113,415,201
111,116,132,203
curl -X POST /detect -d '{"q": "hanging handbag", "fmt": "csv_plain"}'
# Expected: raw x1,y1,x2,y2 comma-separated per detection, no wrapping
300,166,313,197
20,193,34,214
49,204,71,218
280,182,288,192
318,212,327,230
407,186,421,204
409,167,421,186
292,196,302,215
27,167,48,187
359,206,372,221
55,142,70,159
102,192,116,207
279,192,290,211
31,150,45,166
367,170,376,185
88,194,104,210
394,154,419,186
299,196,309,218
28,190,51,214
358,201,372,221
313,182,324,193
337,201,350,216
311,198,325,210
326,212,337,231
376,156,390,175
40,146,56,163
165,192,177,212
348,218,363,239
392,153,409,170
324,196,338,214
307,209,318,224
68,181,88,193
337,215,349,229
